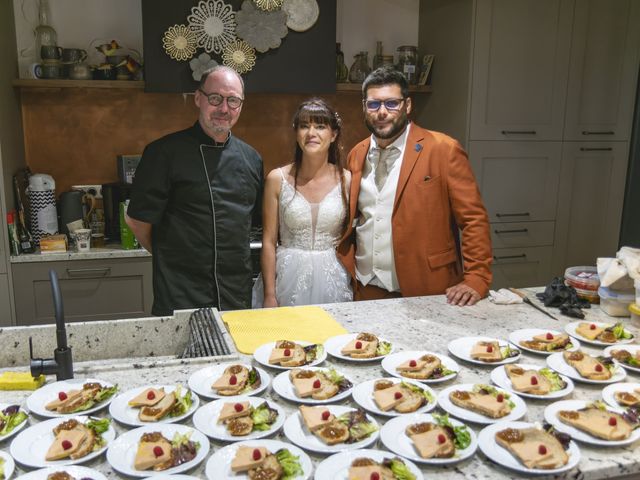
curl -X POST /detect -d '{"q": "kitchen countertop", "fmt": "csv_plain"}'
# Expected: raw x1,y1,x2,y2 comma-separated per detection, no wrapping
1,292,639,479
9,244,151,263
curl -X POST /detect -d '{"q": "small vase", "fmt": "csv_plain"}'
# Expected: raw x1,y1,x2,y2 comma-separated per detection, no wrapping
348,51,371,84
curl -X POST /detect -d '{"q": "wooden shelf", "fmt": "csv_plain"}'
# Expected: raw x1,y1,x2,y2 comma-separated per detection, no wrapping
13,79,145,89
336,83,432,93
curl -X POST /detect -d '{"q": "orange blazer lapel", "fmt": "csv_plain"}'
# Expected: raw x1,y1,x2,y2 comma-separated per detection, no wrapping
394,124,425,214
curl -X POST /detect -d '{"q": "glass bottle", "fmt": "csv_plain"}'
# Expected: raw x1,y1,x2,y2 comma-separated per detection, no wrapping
348,51,371,84
372,41,384,70
335,43,348,83
397,45,418,84
34,0,57,62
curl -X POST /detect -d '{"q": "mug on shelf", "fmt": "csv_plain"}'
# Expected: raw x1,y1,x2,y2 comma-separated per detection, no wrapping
68,63,92,80
61,48,87,64
40,45,63,62
34,63,62,79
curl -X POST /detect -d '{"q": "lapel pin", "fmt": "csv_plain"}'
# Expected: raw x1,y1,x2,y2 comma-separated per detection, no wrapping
414,144,423,152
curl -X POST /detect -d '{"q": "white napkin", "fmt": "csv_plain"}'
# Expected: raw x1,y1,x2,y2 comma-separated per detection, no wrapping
597,246,640,289
489,288,524,305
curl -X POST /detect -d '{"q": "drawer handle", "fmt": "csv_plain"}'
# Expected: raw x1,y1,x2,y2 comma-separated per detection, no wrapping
581,130,614,135
579,147,613,152
494,228,529,234
495,212,530,218
66,267,111,277
501,130,537,135
493,254,527,260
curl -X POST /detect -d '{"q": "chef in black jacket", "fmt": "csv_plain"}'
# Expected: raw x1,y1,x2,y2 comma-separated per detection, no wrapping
126,66,263,316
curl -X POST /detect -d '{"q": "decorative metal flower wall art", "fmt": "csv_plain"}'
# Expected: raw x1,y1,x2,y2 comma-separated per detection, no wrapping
162,24,198,61
189,52,219,81
253,0,284,12
236,0,288,53
282,0,319,32
188,0,236,54
222,39,256,74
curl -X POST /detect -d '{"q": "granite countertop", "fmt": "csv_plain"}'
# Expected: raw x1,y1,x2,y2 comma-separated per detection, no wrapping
1,292,639,479
10,244,151,263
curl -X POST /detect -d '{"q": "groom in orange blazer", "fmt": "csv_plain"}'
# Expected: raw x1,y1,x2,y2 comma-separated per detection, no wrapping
337,67,492,306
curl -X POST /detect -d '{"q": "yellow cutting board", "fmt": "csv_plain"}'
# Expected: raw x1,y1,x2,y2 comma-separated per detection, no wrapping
222,306,348,354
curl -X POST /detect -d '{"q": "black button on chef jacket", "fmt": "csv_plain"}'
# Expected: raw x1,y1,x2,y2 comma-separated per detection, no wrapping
128,121,263,316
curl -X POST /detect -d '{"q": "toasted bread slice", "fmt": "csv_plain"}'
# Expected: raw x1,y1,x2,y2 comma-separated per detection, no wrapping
231,446,269,472
129,388,166,407
46,473,75,480
299,405,335,432
558,407,633,440
279,344,307,367
213,365,249,395
69,425,96,460
218,401,251,423
521,333,571,352
576,323,604,340
249,453,283,480
134,432,173,471
614,391,640,406
505,365,551,395
398,354,442,380
315,419,349,445
139,392,176,422
406,422,454,458
449,389,511,418
470,341,502,362
394,385,426,413
373,383,406,411
311,371,339,400
226,416,254,436
495,427,568,469
55,389,97,414
563,350,612,380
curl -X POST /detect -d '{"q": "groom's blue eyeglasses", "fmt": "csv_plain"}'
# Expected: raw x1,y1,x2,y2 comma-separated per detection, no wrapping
364,98,405,111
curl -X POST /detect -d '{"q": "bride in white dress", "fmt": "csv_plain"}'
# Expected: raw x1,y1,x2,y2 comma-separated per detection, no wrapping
253,98,353,308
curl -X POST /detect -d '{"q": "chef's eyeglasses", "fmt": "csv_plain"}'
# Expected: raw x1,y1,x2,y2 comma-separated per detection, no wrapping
199,90,244,109
364,98,405,112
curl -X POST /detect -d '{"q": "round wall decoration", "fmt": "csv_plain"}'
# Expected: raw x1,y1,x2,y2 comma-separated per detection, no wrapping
236,0,288,53
253,0,284,12
189,52,219,81
162,24,198,61
222,39,256,74
188,0,236,54
281,0,319,32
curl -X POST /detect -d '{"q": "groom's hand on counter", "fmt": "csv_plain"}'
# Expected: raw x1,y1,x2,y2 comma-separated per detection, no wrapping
446,283,481,306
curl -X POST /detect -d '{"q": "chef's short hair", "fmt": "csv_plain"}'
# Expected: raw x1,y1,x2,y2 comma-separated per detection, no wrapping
362,66,409,99
198,65,245,94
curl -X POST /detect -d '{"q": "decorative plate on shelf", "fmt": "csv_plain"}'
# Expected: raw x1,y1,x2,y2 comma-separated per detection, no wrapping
282,0,319,32
222,39,256,74
188,0,237,54
236,0,288,53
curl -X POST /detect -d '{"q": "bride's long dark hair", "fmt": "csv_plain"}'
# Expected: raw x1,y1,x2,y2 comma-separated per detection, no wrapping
290,98,348,233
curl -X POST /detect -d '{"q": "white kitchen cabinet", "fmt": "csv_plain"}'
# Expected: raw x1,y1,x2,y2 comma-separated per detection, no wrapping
491,246,554,288
469,0,574,141
563,0,640,141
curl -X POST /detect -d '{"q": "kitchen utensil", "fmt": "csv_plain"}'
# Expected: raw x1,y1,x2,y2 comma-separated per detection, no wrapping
509,287,559,320
179,308,232,358
27,173,57,245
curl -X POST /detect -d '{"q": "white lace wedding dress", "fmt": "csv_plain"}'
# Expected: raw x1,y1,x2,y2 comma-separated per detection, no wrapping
252,168,353,307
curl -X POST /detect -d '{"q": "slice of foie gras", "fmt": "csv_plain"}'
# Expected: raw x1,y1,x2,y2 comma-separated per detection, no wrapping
341,339,375,355
269,348,295,364
576,323,604,340
410,426,454,458
45,389,84,411
506,366,551,395
230,446,269,472
470,341,502,361
292,375,322,398
532,332,567,343
218,401,251,422
373,383,406,411
348,465,385,480
134,437,172,470
396,357,428,372
128,387,166,407
45,428,87,461
212,368,248,391
299,405,335,432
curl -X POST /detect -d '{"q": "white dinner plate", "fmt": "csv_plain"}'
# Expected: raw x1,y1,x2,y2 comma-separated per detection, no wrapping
108,384,199,427
351,377,437,417
0,403,29,442
490,363,574,400
188,364,270,400
323,333,394,362
478,421,581,475
271,367,353,404
25,378,116,418
14,465,108,480
380,350,459,383
603,344,640,374
601,382,640,409
192,396,285,442
205,439,312,479
283,405,379,454
546,352,626,384
544,399,640,446
253,340,326,370
565,321,635,347
145,476,200,480
10,415,115,468
447,336,521,366
379,413,478,464
0,450,15,480
437,383,527,424
508,328,580,355
106,424,209,477
314,448,422,480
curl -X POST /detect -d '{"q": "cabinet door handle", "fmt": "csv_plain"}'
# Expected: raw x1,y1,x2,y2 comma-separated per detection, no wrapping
581,130,614,135
493,254,527,260
501,130,537,135
579,147,613,152
495,212,530,218
66,267,111,277
494,228,529,234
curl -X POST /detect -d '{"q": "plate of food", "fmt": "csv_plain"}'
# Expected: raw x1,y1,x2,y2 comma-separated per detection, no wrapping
0,403,29,442
602,382,640,409
188,363,269,400
447,337,520,366
271,367,353,404
544,399,640,446
381,350,459,383
108,384,198,427
604,344,640,374
0,451,15,480
204,438,312,479
437,383,526,425
323,333,393,362
478,421,580,474
192,396,285,441
546,351,626,384
490,364,574,400
283,405,379,454
145,475,200,480
351,377,436,417
106,424,208,477
509,328,579,355
12,465,109,480
253,340,326,370
565,321,635,346
10,416,115,468
379,412,477,465
26,378,118,418
314,448,422,480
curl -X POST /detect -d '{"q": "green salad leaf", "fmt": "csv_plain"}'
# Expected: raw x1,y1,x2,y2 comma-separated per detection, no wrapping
86,417,111,448
275,448,304,480
94,384,118,403
304,344,323,364
400,381,434,403
251,402,279,431
170,385,193,417
240,367,261,394
389,458,416,480
539,367,567,392
432,412,472,450
0,408,28,436
376,341,393,356
0,456,4,479
612,322,633,340
171,430,200,450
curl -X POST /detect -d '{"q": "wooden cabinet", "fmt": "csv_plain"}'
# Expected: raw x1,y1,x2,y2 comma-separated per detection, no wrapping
492,247,554,288
12,257,152,326
0,274,11,326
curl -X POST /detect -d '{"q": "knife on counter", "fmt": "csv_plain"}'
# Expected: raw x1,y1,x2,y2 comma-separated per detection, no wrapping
509,288,559,321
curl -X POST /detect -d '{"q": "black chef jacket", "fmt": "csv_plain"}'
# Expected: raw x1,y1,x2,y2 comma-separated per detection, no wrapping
128,121,263,316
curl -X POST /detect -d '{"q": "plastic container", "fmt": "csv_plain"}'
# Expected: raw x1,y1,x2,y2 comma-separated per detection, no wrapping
630,303,640,327
573,285,600,304
598,286,634,317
